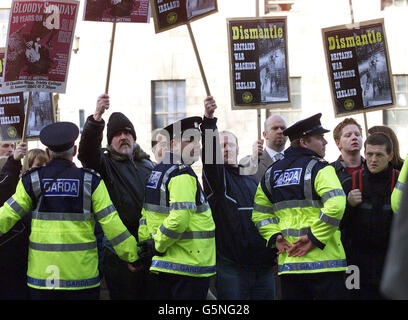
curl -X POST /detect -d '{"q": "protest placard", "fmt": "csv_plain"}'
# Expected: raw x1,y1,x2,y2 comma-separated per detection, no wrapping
83,0,150,23
322,18,395,117
151,0,217,33
23,91,55,139
1,0,79,94
227,17,290,110
0,91,25,142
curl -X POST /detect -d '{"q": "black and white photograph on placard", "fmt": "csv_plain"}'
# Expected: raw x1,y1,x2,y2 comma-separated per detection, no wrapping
186,0,216,20
258,24,288,103
24,92,55,139
355,26,392,108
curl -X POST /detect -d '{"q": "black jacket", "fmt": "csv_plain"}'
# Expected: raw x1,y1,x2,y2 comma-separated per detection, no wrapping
341,163,395,287
201,116,275,266
0,155,29,299
78,115,153,238
330,155,365,185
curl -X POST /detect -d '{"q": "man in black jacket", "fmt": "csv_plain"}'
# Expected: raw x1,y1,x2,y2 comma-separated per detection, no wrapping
342,133,397,299
201,96,275,300
78,94,153,300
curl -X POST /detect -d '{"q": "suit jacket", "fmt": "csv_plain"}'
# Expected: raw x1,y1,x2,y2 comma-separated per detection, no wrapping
239,149,277,183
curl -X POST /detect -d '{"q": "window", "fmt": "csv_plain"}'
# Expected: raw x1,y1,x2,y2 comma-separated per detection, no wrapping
265,0,294,14
266,77,301,125
383,75,408,126
383,75,408,156
151,80,186,130
79,109,85,133
381,0,408,10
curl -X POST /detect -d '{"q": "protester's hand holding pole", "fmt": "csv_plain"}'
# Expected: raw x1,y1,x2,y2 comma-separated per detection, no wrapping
13,141,28,161
204,96,217,119
94,94,110,122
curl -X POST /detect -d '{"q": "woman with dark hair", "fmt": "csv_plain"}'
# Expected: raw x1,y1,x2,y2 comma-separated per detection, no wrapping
368,125,404,170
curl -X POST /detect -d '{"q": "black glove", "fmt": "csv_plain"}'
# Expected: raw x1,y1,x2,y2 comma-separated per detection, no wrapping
137,239,165,257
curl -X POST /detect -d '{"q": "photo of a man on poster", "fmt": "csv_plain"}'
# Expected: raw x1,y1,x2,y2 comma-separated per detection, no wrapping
355,27,392,108
23,92,54,138
258,23,288,103
186,0,216,20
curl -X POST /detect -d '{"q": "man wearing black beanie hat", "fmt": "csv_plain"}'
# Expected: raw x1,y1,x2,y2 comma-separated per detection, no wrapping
78,94,154,300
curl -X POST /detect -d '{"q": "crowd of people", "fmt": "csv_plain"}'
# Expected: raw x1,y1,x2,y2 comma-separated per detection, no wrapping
0,93,407,300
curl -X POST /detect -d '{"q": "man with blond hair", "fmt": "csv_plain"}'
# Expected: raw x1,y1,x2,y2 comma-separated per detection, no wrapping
331,118,364,184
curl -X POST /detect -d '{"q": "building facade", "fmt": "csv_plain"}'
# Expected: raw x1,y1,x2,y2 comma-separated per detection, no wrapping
1,0,408,163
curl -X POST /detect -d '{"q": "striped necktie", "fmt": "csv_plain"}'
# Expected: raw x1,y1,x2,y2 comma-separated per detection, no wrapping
272,153,284,163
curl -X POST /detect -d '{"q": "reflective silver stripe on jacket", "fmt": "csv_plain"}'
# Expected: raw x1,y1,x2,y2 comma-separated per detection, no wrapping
139,218,146,225
109,230,132,246
170,202,196,211
6,197,27,218
264,167,273,195
31,171,41,199
319,211,341,227
32,212,93,221
30,241,97,251
256,217,280,229
83,172,93,214
304,159,318,200
160,165,178,206
281,227,310,238
395,181,405,191
159,224,215,240
253,203,274,214
95,204,116,221
321,189,345,203
272,199,322,212
144,202,209,215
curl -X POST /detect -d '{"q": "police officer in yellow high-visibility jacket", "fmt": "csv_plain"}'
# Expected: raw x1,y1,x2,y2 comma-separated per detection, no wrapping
0,122,140,300
138,117,216,300
391,155,408,213
252,113,348,300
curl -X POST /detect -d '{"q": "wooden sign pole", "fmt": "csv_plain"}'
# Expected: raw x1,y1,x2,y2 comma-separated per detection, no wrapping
349,0,368,135
256,0,261,140
186,22,211,97
105,22,117,94
22,92,32,142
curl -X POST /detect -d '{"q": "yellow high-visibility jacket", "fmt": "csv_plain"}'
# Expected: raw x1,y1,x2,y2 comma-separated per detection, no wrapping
139,153,216,277
252,147,347,275
391,155,408,213
0,161,139,290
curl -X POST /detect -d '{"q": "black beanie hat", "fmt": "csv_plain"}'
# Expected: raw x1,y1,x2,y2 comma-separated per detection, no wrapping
107,112,136,145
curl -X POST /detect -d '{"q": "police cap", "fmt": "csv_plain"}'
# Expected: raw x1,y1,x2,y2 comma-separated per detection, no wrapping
163,116,202,139
40,122,79,152
283,113,330,142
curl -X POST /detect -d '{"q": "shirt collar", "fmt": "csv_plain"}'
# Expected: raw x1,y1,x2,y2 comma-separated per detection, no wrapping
265,146,283,159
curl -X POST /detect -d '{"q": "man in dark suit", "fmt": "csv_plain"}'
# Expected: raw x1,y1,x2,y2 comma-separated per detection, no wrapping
240,114,287,182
